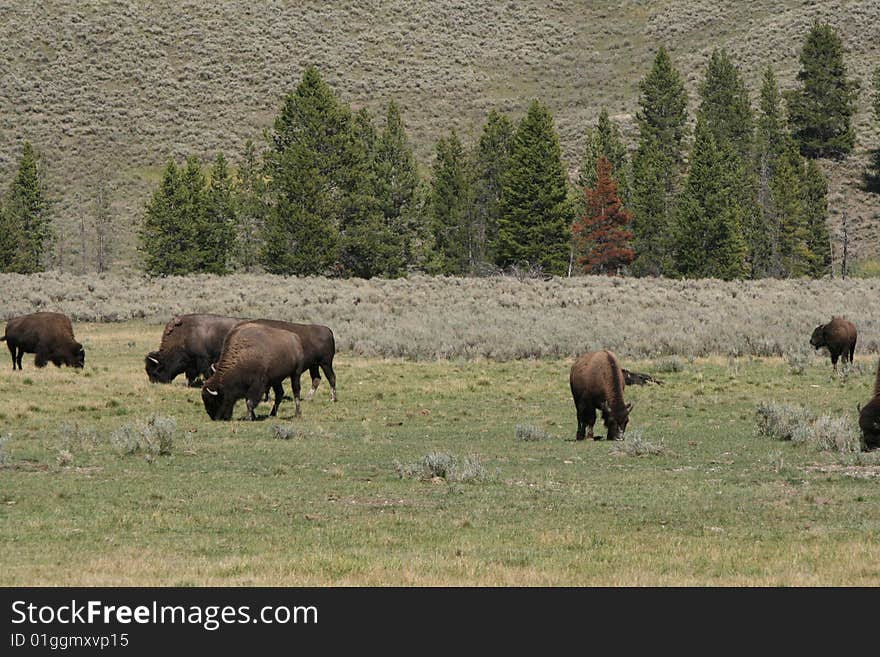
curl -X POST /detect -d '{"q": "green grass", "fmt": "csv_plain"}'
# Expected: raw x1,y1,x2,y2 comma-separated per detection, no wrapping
1,323,880,585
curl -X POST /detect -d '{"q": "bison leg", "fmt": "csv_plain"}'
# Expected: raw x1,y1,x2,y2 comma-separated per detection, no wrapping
269,382,285,417
15,346,23,370
307,365,321,401
575,402,595,441
290,373,302,418
321,360,337,402
7,341,16,370
34,350,49,368
245,381,265,421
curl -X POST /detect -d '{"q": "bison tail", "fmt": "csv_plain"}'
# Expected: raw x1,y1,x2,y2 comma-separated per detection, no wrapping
0,336,5,342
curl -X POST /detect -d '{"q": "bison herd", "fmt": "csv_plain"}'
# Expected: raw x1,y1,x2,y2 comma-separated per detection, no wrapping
1,311,877,450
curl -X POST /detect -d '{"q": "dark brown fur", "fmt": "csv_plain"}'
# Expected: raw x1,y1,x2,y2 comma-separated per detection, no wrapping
810,317,857,370
238,319,337,402
145,314,244,385
858,358,880,450
622,368,663,386
569,350,633,441
201,322,306,421
2,312,84,370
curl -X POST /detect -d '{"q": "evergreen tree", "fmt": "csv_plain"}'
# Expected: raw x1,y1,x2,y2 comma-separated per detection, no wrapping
572,157,634,275
578,108,630,204
770,148,811,277
472,109,514,269
234,140,267,272
754,67,787,276
262,66,352,275
697,49,761,277
496,100,571,275
630,47,688,276
673,118,748,280
338,107,401,278
786,22,858,160
140,160,189,275
865,66,880,194
370,102,418,274
802,158,831,277
202,153,237,274
430,131,470,275
1,142,51,273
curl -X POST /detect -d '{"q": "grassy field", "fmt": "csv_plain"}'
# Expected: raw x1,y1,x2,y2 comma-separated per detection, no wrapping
2,322,880,586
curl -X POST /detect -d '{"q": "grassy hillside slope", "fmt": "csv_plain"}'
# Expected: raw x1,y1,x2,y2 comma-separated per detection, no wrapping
1,0,878,270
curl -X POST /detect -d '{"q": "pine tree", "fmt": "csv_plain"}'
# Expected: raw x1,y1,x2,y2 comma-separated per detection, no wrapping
572,157,634,275
234,140,267,272
630,47,688,277
674,118,748,280
338,107,400,278
430,131,470,275
578,108,630,204
770,148,811,277
472,109,514,270
262,66,352,275
140,160,188,275
802,159,831,277
1,142,51,273
370,102,418,275
754,67,787,276
202,153,237,274
697,49,760,277
786,22,858,160
496,100,571,275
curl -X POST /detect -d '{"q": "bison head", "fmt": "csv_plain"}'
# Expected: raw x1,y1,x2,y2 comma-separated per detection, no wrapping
71,343,85,368
145,349,190,383
810,324,827,350
603,401,634,441
202,382,233,420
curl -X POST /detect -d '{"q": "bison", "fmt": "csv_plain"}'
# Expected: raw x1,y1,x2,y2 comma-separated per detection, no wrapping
858,359,880,451
243,319,337,402
622,368,663,386
810,317,857,371
570,349,633,441
145,314,243,386
201,322,306,421
2,312,85,370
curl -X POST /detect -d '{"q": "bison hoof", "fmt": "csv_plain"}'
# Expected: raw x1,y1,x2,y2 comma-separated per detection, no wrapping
576,435,585,441
593,435,603,441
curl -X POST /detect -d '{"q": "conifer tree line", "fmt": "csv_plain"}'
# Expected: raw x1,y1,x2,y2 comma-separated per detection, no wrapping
2,22,865,280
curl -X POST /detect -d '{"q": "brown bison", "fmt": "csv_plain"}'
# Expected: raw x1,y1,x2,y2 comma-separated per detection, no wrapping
201,322,306,421
622,368,663,386
810,317,857,371
145,314,243,386
241,319,337,402
858,359,880,451
570,350,633,441
2,312,85,370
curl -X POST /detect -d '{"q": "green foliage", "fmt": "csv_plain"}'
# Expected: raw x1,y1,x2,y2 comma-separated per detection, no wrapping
865,66,880,194
471,109,514,269
698,49,754,162
578,108,630,204
430,131,471,275
770,149,811,277
261,66,353,275
630,48,688,277
233,140,267,272
0,142,51,273
673,118,749,280
786,22,858,160
139,155,235,276
802,159,831,277
496,100,571,275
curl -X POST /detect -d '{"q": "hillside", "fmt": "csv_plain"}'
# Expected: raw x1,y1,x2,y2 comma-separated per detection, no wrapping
1,0,878,271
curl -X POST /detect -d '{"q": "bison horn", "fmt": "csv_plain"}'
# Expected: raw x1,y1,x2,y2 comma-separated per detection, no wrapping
205,388,219,396
147,356,159,364
210,363,216,372
626,402,634,413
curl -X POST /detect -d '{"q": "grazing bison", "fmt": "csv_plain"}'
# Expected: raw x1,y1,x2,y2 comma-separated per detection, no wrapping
810,317,857,371
2,312,85,370
858,359,880,451
570,350,633,441
245,319,337,402
145,314,243,386
201,322,306,421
